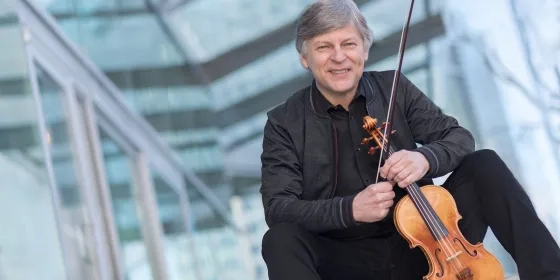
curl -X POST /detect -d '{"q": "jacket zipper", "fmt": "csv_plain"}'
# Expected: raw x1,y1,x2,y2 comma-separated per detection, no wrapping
330,121,338,198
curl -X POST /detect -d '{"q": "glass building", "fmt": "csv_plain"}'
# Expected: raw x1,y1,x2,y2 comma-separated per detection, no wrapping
0,0,558,279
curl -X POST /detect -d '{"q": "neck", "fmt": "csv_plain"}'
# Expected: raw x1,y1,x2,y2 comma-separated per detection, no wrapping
318,86,357,110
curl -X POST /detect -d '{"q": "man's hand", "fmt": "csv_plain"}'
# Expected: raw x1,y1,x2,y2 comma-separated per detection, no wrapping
380,150,429,188
352,182,395,223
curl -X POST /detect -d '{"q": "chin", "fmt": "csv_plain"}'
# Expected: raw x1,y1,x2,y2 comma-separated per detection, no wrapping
329,81,357,94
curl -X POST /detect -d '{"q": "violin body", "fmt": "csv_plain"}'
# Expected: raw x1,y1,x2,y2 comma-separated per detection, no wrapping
358,0,506,278
394,185,505,280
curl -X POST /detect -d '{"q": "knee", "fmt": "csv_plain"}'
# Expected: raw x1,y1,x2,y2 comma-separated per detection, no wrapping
461,149,504,169
262,223,311,256
459,149,517,187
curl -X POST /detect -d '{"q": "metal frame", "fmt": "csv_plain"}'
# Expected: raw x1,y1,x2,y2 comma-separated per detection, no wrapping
131,153,169,280
75,88,127,280
15,0,230,215
69,83,117,280
14,1,209,280
25,41,132,280
30,42,131,280
14,0,215,215
23,37,74,280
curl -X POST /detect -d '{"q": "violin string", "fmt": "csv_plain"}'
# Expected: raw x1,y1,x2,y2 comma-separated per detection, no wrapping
385,148,465,270
372,0,465,273
407,183,465,271
383,144,463,273
370,120,465,272
368,3,459,266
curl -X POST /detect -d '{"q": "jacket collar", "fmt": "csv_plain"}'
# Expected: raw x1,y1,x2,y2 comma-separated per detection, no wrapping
308,73,375,118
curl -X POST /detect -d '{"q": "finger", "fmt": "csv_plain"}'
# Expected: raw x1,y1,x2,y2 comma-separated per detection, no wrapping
398,171,422,188
386,160,409,181
373,181,393,193
374,190,395,203
378,208,390,218
366,184,380,196
394,165,413,183
379,199,394,209
380,151,404,178
385,180,397,186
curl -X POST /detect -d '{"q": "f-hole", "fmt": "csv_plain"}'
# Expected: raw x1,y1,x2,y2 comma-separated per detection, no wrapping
454,238,478,257
434,248,445,277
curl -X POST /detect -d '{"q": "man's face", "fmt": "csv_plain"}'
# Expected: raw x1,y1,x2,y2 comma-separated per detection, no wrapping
300,24,369,97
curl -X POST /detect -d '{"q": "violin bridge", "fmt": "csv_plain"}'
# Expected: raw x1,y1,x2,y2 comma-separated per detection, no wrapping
445,251,463,262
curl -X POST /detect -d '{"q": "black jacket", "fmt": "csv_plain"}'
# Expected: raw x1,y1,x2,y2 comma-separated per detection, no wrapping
260,70,475,234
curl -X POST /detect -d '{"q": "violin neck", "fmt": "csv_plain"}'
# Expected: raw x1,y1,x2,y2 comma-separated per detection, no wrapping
384,146,450,240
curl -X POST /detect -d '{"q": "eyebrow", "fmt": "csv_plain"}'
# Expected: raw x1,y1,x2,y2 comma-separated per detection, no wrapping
342,36,359,42
314,37,358,46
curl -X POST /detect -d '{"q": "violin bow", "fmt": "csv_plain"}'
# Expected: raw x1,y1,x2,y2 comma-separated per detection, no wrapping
375,0,416,183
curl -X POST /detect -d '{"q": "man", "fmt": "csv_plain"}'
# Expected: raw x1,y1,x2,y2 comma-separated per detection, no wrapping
260,0,560,279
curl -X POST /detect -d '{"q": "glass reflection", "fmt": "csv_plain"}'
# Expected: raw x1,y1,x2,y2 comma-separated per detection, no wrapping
167,0,315,62
36,0,183,70
360,0,429,39
44,0,146,14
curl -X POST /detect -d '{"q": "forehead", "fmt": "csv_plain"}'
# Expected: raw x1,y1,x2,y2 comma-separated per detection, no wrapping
311,24,361,43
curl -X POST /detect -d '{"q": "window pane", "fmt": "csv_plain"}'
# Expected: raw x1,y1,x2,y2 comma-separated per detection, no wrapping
167,0,312,62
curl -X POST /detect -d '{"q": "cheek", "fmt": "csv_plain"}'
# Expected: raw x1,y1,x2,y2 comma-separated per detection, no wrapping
309,54,331,69
349,51,368,64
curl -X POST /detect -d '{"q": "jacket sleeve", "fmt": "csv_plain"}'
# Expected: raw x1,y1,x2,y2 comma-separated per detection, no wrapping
260,113,357,233
400,74,476,178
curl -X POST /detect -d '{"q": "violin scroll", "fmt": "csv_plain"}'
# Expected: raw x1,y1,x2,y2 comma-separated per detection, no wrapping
361,116,396,155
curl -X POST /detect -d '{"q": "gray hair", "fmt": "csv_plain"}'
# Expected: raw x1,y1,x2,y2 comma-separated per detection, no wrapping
295,0,374,55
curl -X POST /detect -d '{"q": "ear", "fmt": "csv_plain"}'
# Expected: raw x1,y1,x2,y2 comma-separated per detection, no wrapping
300,53,309,69
364,49,369,61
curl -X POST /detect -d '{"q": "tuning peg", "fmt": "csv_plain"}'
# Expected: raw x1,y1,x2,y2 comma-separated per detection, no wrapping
368,146,380,155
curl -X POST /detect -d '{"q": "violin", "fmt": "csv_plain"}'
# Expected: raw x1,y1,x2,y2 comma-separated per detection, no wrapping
361,1,505,279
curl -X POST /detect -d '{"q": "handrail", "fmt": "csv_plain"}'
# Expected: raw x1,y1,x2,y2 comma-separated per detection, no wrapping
18,0,241,231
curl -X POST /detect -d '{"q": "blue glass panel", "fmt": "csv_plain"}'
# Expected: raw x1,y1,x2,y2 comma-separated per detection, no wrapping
167,0,315,62
55,15,183,70
123,86,211,114
210,43,303,110
45,0,145,14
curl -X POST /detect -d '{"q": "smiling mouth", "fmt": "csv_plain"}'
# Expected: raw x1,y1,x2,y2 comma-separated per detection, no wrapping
330,69,350,74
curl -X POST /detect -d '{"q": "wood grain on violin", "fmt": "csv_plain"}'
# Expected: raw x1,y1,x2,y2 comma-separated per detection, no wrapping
394,185,504,280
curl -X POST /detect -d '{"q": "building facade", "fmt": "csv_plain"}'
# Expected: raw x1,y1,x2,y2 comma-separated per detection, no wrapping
0,0,558,279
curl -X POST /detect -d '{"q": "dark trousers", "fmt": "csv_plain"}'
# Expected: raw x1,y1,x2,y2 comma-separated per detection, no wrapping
261,149,560,280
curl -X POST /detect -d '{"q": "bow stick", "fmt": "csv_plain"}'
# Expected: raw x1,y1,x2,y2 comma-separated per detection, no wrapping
375,0,416,183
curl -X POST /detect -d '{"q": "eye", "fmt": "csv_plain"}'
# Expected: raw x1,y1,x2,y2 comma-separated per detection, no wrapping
345,42,357,47
317,45,328,50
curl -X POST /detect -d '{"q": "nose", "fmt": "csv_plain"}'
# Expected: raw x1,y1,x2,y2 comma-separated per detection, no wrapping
331,46,346,63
